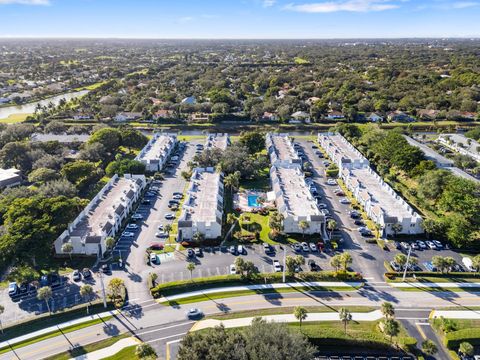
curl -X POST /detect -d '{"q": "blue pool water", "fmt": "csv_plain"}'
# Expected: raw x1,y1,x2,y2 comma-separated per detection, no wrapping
247,194,260,207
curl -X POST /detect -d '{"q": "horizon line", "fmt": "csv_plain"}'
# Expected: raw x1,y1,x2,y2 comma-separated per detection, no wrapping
0,36,479,40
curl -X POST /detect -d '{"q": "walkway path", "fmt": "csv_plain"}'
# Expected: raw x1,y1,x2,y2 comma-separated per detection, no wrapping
390,282,480,288
73,337,140,360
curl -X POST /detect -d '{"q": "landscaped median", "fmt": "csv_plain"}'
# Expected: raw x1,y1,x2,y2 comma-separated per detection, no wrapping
385,272,480,291
150,271,363,305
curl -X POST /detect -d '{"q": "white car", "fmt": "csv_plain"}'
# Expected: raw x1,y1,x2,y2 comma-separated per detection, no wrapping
164,213,175,220
186,308,203,319
301,242,310,252
327,179,337,185
173,194,183,200
309,243,318,252
155,231,168,238
131,214,143,220
229,264,236,275
157,224,164,230
426,241,436,249
150,253,157,264
273,260,282,272
320,209,330,216
318,203,328,209
339,198,350,204
432,240,443,249
122,232,135,238
126,224,138,230
416,240,427,250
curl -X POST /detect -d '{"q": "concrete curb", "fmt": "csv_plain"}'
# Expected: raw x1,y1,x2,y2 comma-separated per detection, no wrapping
431,310,480,319
72,336,140,360
390,282,480,288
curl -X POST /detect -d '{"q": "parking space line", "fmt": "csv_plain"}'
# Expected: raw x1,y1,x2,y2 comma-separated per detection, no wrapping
216,267,220,275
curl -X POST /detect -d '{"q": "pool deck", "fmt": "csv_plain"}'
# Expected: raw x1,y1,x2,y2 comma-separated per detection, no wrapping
234,191,271,212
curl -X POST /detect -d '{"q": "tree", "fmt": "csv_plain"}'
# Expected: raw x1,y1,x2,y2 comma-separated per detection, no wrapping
239,131,265,154
327,219,337,236
80,284,94,314
37,286,53,313
105,159,145,177
394,254,407,269
28,168,59,184
88,127,122,154
187,262,196,280
226,213,237,226
285,255,304,275
340,252,352,271
235,257,257,279
135,343,157,359
121,129,148,150
164,224,173,234
422,339,438,356
458,341,474,356
268,211,283,232
330,254,342,272
381,302,395,320
391,223,403,237
383,319,400,344
107,278,125,306
472,255,480,271
224,171,241,192
294,306,308,330
61,242,73,260
298,220,309,238
339,308,352,334
105,237,115,251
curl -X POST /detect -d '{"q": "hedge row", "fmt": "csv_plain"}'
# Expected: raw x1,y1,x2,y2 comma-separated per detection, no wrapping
385,271,480,280
445,329,480,349
150,271,362,298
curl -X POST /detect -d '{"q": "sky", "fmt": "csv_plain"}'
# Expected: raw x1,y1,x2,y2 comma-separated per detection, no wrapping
0,0,479,38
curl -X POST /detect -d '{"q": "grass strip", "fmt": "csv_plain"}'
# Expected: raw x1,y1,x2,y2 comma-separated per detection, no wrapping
0,315,113,355
100,345,137,360
206,306,376,320
44,333,130,360
159,285,361,306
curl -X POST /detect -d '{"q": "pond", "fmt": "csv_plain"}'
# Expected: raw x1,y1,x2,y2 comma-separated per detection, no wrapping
0,90,89,119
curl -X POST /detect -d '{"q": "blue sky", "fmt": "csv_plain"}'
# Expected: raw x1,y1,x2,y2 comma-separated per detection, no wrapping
0,0,479,38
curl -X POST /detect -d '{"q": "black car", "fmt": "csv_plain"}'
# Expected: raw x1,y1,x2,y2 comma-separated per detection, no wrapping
82,268,92,279
187,249,195,258
101,264,110,274
394,241,402,250
308,260,319,271
354,219,365,226
195,248,203,257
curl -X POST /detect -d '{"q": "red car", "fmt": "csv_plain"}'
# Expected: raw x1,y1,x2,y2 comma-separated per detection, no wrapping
149,243,164,250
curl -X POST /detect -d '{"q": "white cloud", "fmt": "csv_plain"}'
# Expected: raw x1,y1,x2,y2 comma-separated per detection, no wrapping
0,0,50,5
263,0,277,7
451,1,479,8
177,16,194,24
284,0,400,12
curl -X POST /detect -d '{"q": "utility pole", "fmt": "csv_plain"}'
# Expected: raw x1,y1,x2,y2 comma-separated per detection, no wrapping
98,271,107,308
402,246,412,282
282,245,286,283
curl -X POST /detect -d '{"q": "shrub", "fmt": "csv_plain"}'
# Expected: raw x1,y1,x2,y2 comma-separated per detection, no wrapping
444,329,480,349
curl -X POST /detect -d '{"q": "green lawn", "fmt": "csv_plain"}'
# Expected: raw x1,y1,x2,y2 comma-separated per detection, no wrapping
207,306,376,320
0,316,113,354
100,345,138,360
0,113,30,123
44,334,130,360
160,285,361,306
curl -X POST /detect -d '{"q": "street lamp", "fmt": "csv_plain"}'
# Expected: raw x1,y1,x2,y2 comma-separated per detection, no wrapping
402,246,412,282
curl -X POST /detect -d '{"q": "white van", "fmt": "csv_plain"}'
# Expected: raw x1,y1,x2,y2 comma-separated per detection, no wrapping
462,257,477,272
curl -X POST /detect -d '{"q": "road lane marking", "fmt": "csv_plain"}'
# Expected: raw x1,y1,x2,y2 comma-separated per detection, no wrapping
136,322,194,336
146,332,187,344
415,323,428,340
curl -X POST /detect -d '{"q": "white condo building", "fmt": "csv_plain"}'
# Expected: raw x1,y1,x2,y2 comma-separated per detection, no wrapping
270,165,326,236
0,168,22,188
266,133,302,168
319,133,423,236
135,133,177,172
54,174,146,256
178,168,224,241
205,133,230,151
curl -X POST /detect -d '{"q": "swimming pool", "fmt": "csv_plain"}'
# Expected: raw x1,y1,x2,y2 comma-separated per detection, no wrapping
247,194,261,207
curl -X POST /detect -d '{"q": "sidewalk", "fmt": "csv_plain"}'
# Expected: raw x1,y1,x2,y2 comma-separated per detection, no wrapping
431,310,480,319
73,337,140,360
190,310,383,331
390,282,480,288
158,281,364,302
0,310,119,349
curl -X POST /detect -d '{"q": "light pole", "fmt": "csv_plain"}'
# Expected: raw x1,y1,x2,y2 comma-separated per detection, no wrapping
98,271,107,309
282,245,286,283
402,246,412,282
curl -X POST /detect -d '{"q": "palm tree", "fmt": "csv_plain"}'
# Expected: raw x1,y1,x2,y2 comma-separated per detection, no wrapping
391,223,403,237
187,262,195,280
294,306,308,331
135,343,157,359
381,302,395,320
422,340,438,356
108,278,125,307
164,224,173,234
339,308,352,334
37,286,53,314
458,342,474,357
61,242,73,260
298,220,309,238
80,285,94,314
227,213,237,226
383,319,400,344
327,219,337,237
105,237,115,251
330,255,342,272
340,252,352,271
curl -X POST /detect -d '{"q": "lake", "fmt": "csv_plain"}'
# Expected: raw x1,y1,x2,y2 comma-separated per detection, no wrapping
0,90,89,119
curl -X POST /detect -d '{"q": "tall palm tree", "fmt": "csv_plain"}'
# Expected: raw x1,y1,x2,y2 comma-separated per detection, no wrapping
187,262,196,280
381,302,395,320
299,220,309,238
327,219,337,237
294,306,308,331
339,308,352,334
80,285,94,314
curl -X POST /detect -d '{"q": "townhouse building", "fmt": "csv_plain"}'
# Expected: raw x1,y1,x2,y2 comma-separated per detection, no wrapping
266,133,302,168
205,133,231,151
135,133,177,172
54,174,146,256
178,168,224,241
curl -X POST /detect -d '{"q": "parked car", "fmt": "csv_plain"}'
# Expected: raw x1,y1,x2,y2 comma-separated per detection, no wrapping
335,191,345,196
229,264,236,275
349,211,360,219
72,270,81,282
309,243,318,252
320,209,330,216
308,259,319,271
186,308,203,319
8,282,18,297
187,249,195,258
237,245,245,255
292,243,302,253
229,246,237,255
394,241,402,250
318,203,328,209
301,242,310,252
150,243,164,250
101,264,110,274
273,260,282,272
327,179,337,185
432,240,443,249
173,194,183,200
82,268,92,279
411,242,420,250
173,192,183,196
164,213,175,220
390,261,401,272
155,231,168,238
416,240,427,250
141,199,151,205
131,213,143,220
339,198,350,204
122,231,135,238
263,243,273,254
150,253,157,264
354,219,365,226
400,242,410,250
426,241,436,250
195,248,203,257
126,224,139,230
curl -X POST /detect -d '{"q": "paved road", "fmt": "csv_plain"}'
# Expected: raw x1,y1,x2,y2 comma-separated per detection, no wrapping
2,286,480,360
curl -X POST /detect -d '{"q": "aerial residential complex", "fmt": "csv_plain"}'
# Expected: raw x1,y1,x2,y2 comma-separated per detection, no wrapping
320,133,423,236
318,133,370,170
204,133,231,151
270,165,326,236
135,133,177,172
266,133,302,167
178,167,224,241
437,133,480,162
54,174,146,256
